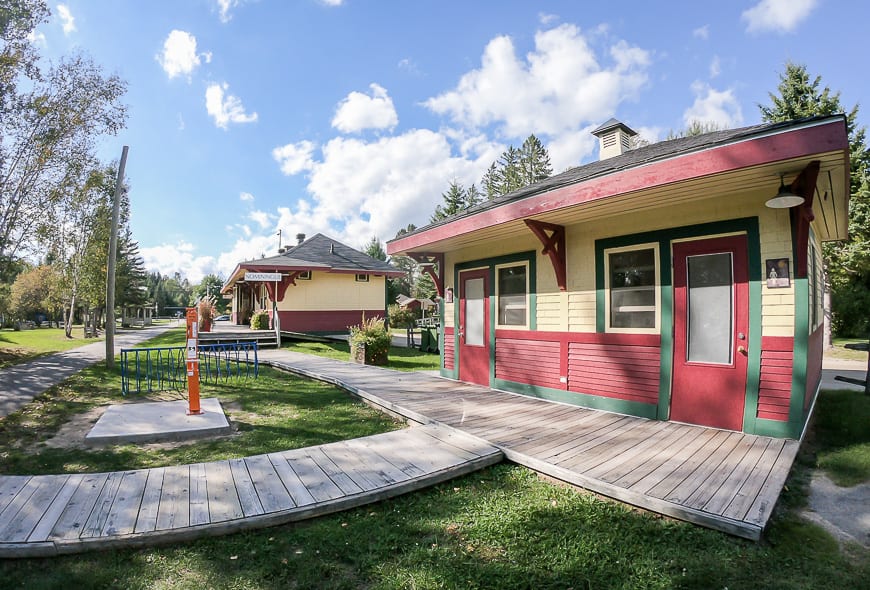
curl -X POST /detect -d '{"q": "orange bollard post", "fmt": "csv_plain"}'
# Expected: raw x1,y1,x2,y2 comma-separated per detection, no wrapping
185,307,203,415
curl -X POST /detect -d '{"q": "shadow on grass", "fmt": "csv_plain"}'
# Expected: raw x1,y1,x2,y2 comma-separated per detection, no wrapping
812,390,870,486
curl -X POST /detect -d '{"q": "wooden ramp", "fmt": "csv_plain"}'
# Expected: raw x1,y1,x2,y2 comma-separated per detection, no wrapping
0,425,501,558
261,351,801,541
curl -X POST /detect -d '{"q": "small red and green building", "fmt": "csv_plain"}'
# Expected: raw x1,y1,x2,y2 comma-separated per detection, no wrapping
387,115,851,439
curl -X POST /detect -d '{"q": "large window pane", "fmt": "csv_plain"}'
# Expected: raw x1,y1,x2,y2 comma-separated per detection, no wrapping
465,277,485,346
687,253,733,364
609,248,656,329
498,265,527,326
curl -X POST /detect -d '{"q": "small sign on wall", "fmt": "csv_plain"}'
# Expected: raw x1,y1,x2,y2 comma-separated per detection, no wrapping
766,258,790,288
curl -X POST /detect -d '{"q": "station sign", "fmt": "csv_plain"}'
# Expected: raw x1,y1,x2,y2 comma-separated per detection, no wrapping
245,272,282,281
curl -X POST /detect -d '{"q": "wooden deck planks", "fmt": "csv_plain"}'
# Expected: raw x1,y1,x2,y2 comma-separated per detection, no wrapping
101,470,149,536
245,455,295,513
156,465,190,531
228,458,265,518
0,475,67,542
135,468,164,533
204,461,244,522
50,472,110,540
189,463,210,527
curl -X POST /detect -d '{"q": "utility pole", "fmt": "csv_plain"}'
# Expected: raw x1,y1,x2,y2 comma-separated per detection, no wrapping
105,146,129,369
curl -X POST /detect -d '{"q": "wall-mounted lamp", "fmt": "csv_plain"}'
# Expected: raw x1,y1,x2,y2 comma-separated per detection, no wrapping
444,287,454,303
765,174,805,209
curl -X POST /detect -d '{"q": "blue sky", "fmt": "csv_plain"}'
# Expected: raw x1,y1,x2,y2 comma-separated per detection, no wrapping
31,0,868,282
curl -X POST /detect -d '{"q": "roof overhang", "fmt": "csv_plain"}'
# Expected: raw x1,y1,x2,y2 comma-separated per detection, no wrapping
221,262,404,294
388,117,850,256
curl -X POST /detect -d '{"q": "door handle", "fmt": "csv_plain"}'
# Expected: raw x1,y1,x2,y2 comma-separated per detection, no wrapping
737,345,747,355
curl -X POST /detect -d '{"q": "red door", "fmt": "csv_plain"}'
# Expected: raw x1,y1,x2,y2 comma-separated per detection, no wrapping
458,269,490,386
671,235,749,431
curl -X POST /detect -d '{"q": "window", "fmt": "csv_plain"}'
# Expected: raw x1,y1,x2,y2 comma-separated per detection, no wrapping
606,245,659,331
497,263,528,326
297,270,311,280
808,242,823,332
355,273,369,282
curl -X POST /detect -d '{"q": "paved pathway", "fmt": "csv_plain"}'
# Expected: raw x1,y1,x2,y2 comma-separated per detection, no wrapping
0,326,175,418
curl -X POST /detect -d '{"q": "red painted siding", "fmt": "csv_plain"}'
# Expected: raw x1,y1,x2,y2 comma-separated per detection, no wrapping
758,336,794,421
276,309,384,333
443,327,455,370
496,338,561,389
493,330,660,405
567,339,660,405
806,326,824,410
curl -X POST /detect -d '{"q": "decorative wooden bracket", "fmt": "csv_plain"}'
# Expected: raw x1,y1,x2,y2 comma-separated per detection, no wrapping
264,271,302,303
408,252,444,297
525,219,566,291
789,160,820,279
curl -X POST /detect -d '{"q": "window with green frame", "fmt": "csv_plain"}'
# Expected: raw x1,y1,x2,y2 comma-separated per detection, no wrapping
497,263,528,326
606,246,659,330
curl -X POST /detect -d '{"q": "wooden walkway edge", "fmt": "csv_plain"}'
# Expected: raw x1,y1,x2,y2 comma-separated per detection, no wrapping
0,425,501,558
260,352,801,541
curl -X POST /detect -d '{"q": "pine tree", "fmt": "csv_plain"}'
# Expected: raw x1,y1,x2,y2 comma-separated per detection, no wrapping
759,62,870,337
430,180,468,222
498,146,523,194
465,183,483,208
363,236,387,261
481,163,500,199
518,134,553,185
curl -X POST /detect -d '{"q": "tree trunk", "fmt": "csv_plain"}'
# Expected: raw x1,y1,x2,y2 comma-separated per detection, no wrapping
64,294,76,338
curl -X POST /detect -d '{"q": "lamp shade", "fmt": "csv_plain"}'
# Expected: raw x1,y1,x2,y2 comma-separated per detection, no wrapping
765,177,804,209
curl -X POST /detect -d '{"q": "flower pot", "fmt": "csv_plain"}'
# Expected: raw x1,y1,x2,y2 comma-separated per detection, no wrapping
350,342,388,366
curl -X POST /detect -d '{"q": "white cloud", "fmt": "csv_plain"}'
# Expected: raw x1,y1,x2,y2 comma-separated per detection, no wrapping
397,58,421,76
272,140,317,175
692,25,709,40
56,4,76,35
266,129,494,252
709,55,721,78
320,0,344,6
249,210,272,229
157,30,210,80
239,192,254,202
177,113,185,131
331,83,399,133
683,81,743,129
424,24,650,138
215,0,240,23
539,13,559,25
140,242,218,284
27,30,46,45
742,0,817,34
205,82,258,129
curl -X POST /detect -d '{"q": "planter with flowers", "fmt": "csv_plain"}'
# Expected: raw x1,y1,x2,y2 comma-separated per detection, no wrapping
198,298,216,332
348,316,391,366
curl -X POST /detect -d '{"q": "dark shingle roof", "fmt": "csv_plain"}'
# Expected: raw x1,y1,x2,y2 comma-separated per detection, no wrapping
389,115,844,242
242,233,400,274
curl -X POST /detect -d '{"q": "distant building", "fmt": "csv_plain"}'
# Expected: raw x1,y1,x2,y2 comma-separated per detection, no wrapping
222,233,404,334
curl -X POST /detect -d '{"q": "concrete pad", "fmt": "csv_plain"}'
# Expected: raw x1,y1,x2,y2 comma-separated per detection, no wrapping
85,397,231,445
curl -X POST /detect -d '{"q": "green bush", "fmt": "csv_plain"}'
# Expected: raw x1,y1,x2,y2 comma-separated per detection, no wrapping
388,304,416,330
831,279,870,337
348,316,391,365
250,310,270,330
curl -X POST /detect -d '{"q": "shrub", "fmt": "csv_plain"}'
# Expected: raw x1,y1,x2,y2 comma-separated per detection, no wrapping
388,304,416,330
250,310,270,330
348,315,391,365
198,298,216,331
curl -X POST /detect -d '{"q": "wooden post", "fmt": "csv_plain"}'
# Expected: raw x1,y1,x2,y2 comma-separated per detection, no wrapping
105,146,128,368
186,307,203,415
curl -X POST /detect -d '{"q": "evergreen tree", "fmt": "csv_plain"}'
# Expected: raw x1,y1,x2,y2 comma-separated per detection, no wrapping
481,163,500,199
465,183,483,208
518,134,553,185
430,180,468,222
363,236,387,261
497,146,523,194
759,62,870,337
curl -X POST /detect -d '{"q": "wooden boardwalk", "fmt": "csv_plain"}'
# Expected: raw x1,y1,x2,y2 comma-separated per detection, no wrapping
261,351,801,541
0,425,501,558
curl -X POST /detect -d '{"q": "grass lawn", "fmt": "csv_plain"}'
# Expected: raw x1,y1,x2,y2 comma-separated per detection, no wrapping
283,340,440,372
811,389,870,486
0,334,867,588
0,327,100,368
825,337,870,363
0,327,401,476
